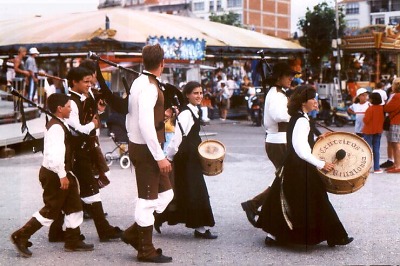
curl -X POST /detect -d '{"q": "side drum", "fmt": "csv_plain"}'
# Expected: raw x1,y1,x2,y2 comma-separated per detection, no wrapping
198,140,226,176
312,132,372,194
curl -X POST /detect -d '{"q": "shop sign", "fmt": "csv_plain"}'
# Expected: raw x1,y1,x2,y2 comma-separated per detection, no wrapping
147,36,206,60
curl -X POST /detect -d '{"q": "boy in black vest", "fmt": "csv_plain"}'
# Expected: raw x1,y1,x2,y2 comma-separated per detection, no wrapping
65,66,122,241
11,93,94,257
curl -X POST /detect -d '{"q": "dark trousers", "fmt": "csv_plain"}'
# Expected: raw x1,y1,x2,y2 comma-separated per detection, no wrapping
38,167,82,220
129,142,172,200
248,142,287,209
73,150,100,198
265,142,287,168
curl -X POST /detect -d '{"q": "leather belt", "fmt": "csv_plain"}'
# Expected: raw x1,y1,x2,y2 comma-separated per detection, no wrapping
278,122,288,132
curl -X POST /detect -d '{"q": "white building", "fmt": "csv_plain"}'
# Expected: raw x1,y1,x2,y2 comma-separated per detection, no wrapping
340,0,400,31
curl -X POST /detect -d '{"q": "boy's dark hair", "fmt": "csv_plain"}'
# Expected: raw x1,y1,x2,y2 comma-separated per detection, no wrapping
142,44,164,71
66,66,92,88
47,93,70,113
79,59,96,74
370,92,382,105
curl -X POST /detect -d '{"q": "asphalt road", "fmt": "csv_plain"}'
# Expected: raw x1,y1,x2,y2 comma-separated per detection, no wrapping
1,119,400,265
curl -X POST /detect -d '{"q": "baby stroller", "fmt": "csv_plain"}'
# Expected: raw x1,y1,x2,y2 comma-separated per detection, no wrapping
104,113,130,169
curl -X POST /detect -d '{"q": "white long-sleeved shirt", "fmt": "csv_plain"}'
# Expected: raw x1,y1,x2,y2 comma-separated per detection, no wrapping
292,113,325,169
263,87,290,143
67,89,95,136
126,72,165,161
42,120,69,178
165,104,199,161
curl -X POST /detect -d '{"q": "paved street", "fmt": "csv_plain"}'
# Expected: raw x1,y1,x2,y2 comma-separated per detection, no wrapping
1,119,400,265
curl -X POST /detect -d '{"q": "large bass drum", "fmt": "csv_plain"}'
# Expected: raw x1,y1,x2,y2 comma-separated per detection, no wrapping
312,132,372,194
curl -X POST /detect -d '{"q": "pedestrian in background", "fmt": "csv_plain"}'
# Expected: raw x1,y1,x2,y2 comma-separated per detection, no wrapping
383,77,400,173
217,81,230,120
362,93,384,174
348,88,370,137
373,81,388,105
13,46,29,92
380,81,395,169
25,47,40,103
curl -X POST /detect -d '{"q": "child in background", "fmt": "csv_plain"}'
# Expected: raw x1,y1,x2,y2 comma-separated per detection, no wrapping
362,93,384,174
348,88,370,137
163,116,176,155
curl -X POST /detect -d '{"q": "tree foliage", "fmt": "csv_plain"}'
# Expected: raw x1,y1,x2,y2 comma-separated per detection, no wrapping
297,2,346,75
209,11,242,27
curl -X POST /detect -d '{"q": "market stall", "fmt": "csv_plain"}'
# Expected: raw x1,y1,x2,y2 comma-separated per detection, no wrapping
341,24,400,96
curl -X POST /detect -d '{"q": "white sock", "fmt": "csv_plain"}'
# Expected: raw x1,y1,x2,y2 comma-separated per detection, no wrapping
267,233,276,240
195,227,206,233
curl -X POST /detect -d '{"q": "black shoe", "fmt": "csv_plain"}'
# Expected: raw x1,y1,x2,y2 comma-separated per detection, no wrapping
99,226,123,242
154,211,166,234
64,241,94,252
138,248,172,263
194,229,218,239
380,160,394,168
154,217,163,234
264,236,278,246
241,201,258,227
10,233,32,257
327,236,354,247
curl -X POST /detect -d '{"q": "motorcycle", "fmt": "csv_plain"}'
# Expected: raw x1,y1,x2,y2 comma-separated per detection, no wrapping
324,106,355,127
245,90,263,127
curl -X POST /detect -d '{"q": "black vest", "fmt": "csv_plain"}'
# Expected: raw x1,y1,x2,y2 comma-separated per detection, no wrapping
69,92,97,149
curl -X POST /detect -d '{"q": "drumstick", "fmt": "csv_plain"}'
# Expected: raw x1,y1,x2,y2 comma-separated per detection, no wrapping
323,149,346,174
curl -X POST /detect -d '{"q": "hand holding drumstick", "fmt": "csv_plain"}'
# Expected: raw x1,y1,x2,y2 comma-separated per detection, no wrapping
322,149,346,172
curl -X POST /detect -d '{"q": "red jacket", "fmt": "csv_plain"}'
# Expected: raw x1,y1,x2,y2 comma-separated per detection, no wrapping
384,93,400,125
363,105,384,134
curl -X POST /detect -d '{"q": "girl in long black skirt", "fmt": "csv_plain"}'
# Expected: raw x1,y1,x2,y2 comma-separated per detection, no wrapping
257,85,353,247
155,81,217,239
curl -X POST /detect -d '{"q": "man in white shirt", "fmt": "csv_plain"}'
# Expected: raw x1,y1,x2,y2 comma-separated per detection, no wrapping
123,44,173,263
373,81,388,105
241,62,299,227
25,47,39,102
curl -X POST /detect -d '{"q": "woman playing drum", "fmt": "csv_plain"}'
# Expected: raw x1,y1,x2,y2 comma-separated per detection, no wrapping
155,81,217,239
257,85,353,247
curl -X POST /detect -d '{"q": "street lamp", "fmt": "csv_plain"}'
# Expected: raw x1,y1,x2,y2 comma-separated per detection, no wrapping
334,0,342,94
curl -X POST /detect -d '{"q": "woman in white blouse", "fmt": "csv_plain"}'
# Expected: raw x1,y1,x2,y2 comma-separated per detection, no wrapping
257,85,353,247
154,81,217,239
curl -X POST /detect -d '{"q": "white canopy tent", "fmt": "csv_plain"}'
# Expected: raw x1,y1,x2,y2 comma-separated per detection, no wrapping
0,8,305,57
